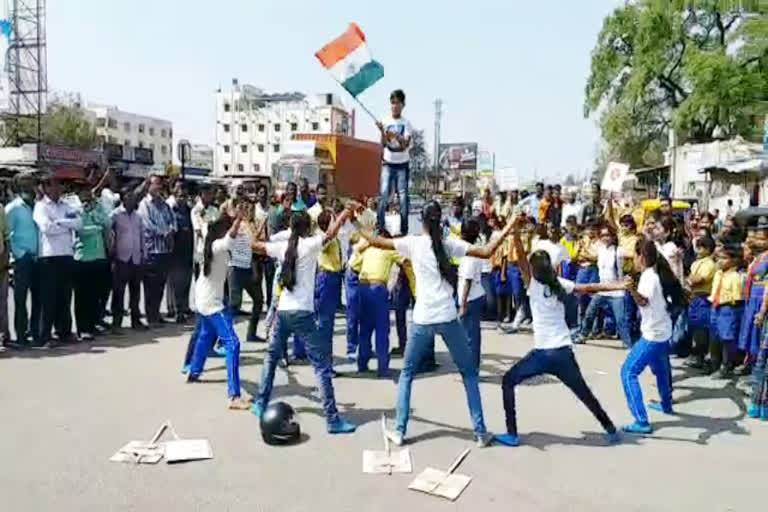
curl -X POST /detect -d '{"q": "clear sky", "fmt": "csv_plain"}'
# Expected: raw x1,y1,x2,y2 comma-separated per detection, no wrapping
48,0,620,183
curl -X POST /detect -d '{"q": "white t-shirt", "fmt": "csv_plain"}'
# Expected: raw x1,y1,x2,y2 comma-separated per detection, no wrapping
393,235,469,324
195,237,232,316
100,188,120,215
381,114,412,165
658,241,684,283
266,235,324,312
597,244,624,297
458,255,485,304
229,227,253,269
561,202,584,227
528,277,576,350
637,268,673,342
532,239,567,270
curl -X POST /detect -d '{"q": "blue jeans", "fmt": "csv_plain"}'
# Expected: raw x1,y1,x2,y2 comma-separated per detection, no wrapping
620,338,672,425
461,297,484,369
13,254,40,343
395,319,487,436
294,271,342,358
502,346,615,435
358,283,391,375
481,272,496,321
188,311,242,398
257,310,340,423
580,295,632,348
377,162,409,235
344,269,361,356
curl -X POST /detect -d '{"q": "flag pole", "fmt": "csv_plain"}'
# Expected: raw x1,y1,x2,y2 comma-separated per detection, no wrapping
329,76,379,124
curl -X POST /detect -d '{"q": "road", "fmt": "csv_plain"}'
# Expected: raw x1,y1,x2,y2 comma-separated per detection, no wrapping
0,311,763,512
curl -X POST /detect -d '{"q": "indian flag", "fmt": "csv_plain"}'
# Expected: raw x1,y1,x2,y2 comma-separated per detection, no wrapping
315,23,384,97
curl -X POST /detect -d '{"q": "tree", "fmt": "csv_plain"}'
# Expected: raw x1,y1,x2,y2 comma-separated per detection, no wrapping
584,0,768,167
408,129,430,194
2,102,99,150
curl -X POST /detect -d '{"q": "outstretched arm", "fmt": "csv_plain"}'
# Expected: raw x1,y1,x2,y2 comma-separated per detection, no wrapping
466,217,515,259
511,223,531,287
573,281,626,295
322,207,352,246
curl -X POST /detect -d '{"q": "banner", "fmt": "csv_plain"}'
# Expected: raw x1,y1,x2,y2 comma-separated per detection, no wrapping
477,150,493,177
438,143,477,171
494,167,519,191
601,161,630,193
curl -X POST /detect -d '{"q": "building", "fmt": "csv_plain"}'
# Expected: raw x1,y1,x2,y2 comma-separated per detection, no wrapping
81,102,173,165
214,80,354,177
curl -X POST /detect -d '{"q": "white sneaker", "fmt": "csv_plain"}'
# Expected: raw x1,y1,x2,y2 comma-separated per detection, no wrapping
385,428,405,446
511,310,524,330
475,432,494,448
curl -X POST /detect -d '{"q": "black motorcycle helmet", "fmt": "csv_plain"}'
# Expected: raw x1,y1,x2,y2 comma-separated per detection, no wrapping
260,402,301,445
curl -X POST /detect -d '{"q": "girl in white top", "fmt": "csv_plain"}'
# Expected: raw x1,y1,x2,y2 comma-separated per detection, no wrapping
621,239,685,434
250,207,357,435
496,217,624,447
357,201,514,448
186,205,251,411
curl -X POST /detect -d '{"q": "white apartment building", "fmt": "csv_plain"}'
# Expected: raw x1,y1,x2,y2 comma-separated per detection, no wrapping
214,80,354,177
82,102,173,165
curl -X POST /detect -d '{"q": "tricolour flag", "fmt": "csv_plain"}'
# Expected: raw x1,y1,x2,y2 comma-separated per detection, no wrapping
315,23,384,97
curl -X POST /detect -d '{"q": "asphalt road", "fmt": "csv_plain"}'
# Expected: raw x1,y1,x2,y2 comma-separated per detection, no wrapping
0,311,763,512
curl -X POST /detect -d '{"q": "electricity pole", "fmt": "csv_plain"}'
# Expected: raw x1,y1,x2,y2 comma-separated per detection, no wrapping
432,98,442,196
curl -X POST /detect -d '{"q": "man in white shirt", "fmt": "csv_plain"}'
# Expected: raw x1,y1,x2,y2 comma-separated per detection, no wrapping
561,192,584,228
33,175,82,346
191,185,220,278
376,89,412,236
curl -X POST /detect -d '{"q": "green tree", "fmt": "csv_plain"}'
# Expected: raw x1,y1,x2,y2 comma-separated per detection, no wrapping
2,102,99,150
584,0,768,167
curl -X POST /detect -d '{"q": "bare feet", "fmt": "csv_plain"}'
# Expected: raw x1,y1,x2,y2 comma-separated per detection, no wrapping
228,397,251,410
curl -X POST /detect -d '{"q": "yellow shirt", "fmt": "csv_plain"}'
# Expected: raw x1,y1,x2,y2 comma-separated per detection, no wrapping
402,261,417,298
561,235,578,260
507,233,530,264
348,239,368,273
618,232,638,274
318,238,342,272
689,256,716,296
359,246,405,283
575,237,599,267
709,268,744,306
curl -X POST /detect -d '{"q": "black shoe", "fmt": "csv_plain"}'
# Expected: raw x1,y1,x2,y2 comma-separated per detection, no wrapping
390,346,404,357
132,322,149,331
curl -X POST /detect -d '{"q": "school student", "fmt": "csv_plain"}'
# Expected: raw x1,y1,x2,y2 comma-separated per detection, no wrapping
495,220,623,447
251,208,356,434
389,260,415,357
621,240,686,434
457,218,486,369
186,207,251,410
684,236,716,370
708,245,745,378
307,209,344,352
344,234,366,361
357,228,406,377
356,200,514,447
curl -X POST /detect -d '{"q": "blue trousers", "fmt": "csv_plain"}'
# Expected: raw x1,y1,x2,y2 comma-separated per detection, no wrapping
188,310,242,398
461,297,484,369
581,295,632,348
257,310,340,423
377,162,410,235
576,267,599,324
502,346,615,435
620,338,673,425
294,271,342,358
345,269,361,356
624,292,640,343
395,319,487,436
358,283,391,375
481,272,496,321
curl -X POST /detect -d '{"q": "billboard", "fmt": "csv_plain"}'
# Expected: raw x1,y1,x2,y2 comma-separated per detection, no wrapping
438,142,477,171
477,150,494,177
495,167,519,191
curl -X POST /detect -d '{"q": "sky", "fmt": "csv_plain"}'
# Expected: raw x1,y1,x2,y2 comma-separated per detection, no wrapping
48,0,621,183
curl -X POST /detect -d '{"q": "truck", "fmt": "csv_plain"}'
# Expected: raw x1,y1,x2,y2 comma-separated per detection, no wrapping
272,133,381,200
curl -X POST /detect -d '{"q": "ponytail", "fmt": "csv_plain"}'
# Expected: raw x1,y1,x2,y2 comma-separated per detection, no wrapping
529,250,567,303
423,201,454,285
279,211,311,292
637,238,687,311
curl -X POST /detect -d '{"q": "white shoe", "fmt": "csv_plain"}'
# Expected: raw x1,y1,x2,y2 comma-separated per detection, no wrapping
476,432,494,448
385,428,405,446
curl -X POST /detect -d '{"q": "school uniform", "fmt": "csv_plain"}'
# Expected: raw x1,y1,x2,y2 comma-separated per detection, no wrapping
345,240,365,358
688,256,716,360
739,252,768,357
187,236,243,399
560,234,579,329
575,237,600,325
458,254,487,369
358,245,406,376
313,238,343,351
490,233,510,298
389,262,415,351
501,277,616,438
620,268,674,430
619,232,640,341
708,268,744,370
508,233,532,325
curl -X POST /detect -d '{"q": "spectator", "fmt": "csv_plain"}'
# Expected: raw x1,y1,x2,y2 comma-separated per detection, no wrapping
137,176,177,326
33,175,81,346
191,184,220,279
5,172,39,347
110,190,146,332
169,182,194,323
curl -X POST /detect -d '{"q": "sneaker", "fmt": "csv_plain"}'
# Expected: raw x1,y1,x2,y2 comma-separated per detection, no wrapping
762,405,768,421
622,422,653,434
475,432,494,448
748,404,760,418
493,433,520,447
647,401,674,415
604,431,621,444
213,345,227,358
327,417,357,434
684,356,705,369
250,401,264,419
80,332,94,341
384,428,404,446
132,322,149,331
390,347,404,357
181,364,190,375
711,367,734,380
346,354,357,364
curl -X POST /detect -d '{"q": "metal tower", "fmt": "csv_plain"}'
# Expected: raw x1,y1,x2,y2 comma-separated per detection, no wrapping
3,0,47,148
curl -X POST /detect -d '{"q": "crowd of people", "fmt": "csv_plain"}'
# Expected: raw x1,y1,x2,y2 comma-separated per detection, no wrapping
2,86,766,445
